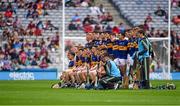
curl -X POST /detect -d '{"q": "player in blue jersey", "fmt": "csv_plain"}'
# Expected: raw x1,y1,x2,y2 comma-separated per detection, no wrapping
113,33,129,88
68,46,89,86
88,47,106,85
100,34,108,51
64,48,82,85
99,53,122,89
112,35,120,59
136,30,153,89
55,51,76,88
88,47,100,83
72,48,86,85
76,48,91,85
69,47,91,87
85,33,94,49
106,34,113,56
127,30,139,83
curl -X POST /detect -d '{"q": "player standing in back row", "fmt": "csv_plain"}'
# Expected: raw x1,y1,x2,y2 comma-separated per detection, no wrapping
113,33,129,88
137,30,154,89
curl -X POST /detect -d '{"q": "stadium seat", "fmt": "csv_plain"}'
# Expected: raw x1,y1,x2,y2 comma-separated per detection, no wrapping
111,0,168,30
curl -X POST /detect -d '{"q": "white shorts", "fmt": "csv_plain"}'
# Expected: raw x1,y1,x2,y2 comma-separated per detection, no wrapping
114,58,126,66
127,56,134,66
89,70,97,74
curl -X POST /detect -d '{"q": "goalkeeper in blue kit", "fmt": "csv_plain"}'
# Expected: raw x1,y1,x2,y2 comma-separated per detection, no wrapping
136,30,154,89
99,53,122,89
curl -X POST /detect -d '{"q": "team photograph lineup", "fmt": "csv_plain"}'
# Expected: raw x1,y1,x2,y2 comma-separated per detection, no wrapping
0,0,180,105
52,27,174,90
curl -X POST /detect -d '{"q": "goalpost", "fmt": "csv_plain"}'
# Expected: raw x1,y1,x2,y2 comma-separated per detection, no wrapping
149,38,171,80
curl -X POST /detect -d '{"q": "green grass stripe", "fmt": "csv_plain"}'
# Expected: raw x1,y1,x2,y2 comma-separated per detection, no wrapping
0,80,180,105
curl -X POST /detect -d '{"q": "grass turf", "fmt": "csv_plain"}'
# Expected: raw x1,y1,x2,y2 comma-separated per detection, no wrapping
0,80,180,105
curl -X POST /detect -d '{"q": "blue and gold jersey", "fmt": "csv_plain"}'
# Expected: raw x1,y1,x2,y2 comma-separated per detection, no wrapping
85,42,93,49
93,40,101,47
80,56,86,63
118,39,128,59
106,39,113,55
91,54,99,66
91,54,98,62
75,56,80,62
128,38,138,57
113,40,120,50
68,60,75,68
106,39,113,48
102,40,107,45
97,55,101,62
75,56,82,66
100,40,107,50
112,40,120,58
85,56,91,64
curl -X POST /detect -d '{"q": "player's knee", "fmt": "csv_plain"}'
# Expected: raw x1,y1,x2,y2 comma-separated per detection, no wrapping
69,71,75,76
90,71,96,76
77,71,82,76
81,71,85,74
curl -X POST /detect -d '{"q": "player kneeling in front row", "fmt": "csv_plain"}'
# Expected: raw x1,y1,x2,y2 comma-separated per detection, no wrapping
98,53,122,90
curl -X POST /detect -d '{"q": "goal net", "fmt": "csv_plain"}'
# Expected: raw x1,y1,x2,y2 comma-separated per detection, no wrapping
149,38,171,80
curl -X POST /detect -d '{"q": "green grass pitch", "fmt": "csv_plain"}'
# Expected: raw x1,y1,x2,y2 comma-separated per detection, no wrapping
0,80,180,106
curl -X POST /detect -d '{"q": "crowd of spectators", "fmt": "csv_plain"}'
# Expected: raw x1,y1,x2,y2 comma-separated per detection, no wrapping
68,13,168,37
171,0,180,25
141,5,168,37
24,0,62,20
65,0,111,33
65,0,94,7
0,30,60,71
67,3,116,34
171,0,180,72
154,6,167,17
171,0,180,8
16,0,62,9
66,2,129,36
67,1,168,37
171,0,180,26
0,0,62,71
68,12,115,33
172,15,180,25
171,31,180,72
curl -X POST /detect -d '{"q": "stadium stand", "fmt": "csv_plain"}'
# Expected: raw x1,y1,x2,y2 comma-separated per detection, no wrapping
171,0,180,72
65,0,131,37
0,0,62,71
65,7,89,37
171,3,180,34
171,30,180,72
111,0,168,28
0,0,178,72
65,0,168,37
111,0,169,37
